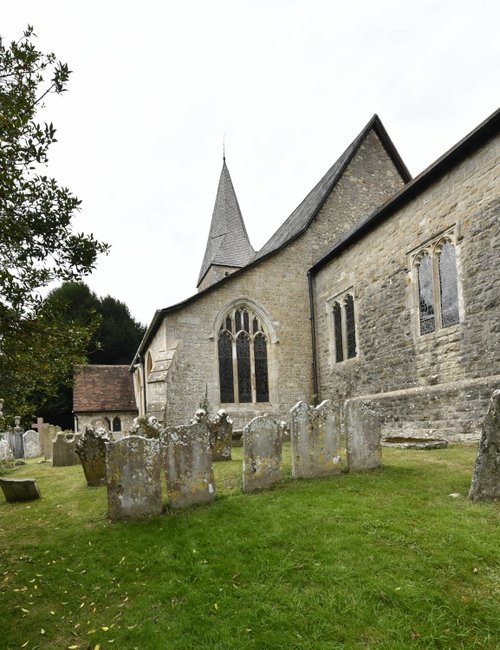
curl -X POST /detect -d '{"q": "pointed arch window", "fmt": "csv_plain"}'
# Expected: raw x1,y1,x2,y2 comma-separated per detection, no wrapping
329,290,358,363
112,416,121,432
412,234,460,335
217,306,270,404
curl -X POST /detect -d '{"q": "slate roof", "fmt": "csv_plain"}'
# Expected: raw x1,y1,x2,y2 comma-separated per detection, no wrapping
252,114,411,263
73,365,137,413
197,159,255,286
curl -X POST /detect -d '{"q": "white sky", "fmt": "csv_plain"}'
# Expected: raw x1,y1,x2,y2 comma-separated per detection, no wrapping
3,0,499,324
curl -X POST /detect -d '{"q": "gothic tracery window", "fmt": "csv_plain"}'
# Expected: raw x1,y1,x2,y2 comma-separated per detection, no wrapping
413,235,460,335
218,306,270,403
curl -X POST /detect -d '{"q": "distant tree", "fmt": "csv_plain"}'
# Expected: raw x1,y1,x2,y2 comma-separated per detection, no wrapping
0,27,108,425
38,282,145,428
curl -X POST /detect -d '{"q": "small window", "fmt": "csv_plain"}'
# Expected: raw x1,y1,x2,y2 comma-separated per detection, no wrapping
112,416,121,432
412,234,460,335
329,290,357,363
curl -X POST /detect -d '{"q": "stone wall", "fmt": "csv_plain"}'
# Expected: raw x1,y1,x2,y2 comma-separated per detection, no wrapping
143,130,406,428
313,134,500,440
75,411,137,435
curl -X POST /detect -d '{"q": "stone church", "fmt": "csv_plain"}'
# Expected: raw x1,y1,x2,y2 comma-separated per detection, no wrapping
131,109,499,441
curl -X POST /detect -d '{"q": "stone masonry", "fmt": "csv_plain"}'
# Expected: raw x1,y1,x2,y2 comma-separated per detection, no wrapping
469,389,500,501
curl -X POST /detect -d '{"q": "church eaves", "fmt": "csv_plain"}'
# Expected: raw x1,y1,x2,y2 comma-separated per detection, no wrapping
197,159,255,287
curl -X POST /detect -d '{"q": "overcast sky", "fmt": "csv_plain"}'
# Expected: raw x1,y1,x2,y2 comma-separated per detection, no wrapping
4,0,499,324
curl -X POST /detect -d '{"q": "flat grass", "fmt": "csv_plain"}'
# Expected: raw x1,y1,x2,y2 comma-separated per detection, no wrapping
0,444,499,649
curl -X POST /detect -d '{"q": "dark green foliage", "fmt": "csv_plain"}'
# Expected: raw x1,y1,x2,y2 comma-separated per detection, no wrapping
0,27,108,424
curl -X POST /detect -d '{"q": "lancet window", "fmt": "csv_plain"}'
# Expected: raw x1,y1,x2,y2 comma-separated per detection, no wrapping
218,307,269,404
331,290,358,363
413,235,460,335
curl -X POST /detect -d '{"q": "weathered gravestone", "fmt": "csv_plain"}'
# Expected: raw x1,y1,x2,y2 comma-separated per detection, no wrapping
209,409,233,462
52,432,81,467
0,477,41,502
75,427,109,486
242,415,281,492
9,429,24,459
23,430,42,458
345,399,382,471
162,418,216,508
0,438,14,467
290,400,341,479
469,389,500,502
106,436,162,520
40,424,61,460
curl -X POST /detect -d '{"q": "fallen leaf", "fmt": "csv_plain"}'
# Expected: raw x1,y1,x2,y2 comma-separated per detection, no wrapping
21,642,29,648
21,607,30,613
101,626,109,632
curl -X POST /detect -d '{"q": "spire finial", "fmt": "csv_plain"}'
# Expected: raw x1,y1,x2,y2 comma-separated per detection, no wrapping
223,133,226,163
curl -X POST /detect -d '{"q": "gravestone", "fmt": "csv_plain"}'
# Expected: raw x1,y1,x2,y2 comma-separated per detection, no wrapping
106,435,162,520
0,477,41,502
52,432,81,467
40,424,60,460
0,439,14,466
162,418,216,508
242,415,281,492
23,430,42,458
10,429,24,459
290,400,341,479
75,427,109,486
209,409,233,462
345,399,382,471
469,389,500,502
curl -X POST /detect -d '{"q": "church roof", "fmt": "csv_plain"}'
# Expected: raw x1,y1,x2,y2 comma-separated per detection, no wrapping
252,114,411,263
73,365,137,413
197,159,255,286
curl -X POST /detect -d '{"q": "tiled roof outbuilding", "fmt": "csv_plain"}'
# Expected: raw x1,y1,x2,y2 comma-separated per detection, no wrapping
73,365,137,412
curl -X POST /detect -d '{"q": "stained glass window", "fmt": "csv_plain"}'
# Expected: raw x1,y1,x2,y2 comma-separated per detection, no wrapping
418,253,435,334
217,306,271,404
438,242,459,328
218,331,234,402
345,294,357,359
254,334,269,402
236,333,252,403
332,301,343,362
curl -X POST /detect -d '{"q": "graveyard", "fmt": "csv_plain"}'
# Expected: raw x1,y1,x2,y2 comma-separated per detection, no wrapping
1,439,499,649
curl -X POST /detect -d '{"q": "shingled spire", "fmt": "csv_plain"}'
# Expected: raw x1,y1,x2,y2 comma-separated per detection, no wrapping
197,158,255,289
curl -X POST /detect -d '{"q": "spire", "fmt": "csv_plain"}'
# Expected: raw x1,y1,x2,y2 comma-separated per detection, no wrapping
197,159,255,287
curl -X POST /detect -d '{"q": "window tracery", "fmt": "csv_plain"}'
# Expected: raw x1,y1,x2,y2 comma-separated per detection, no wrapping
329,290,357,363
217,306,270,404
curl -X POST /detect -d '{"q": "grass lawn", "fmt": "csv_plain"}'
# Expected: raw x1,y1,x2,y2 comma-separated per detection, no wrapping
0,443,499,649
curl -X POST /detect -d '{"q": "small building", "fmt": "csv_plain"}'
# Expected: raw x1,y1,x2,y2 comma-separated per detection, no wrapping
73,365,138,435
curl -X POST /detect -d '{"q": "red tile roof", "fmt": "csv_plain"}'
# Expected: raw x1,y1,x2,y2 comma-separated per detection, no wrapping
73,365,138,413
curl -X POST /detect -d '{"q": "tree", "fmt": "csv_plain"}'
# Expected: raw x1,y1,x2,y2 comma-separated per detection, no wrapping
38,282,145,428
0,27,108,424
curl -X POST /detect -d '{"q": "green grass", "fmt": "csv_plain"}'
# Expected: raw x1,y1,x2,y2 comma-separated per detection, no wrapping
0,444,499,649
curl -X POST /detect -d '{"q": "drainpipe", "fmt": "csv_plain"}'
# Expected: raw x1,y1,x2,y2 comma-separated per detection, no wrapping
307,270,320,405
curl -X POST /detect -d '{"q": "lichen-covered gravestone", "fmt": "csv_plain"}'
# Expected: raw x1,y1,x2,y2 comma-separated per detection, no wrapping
162,418,216,508
0,439,14,467
345,399,381,471
23,430,42,458
290,400,341,479
469,389,500,502
0,477,41,502
75,427,109,486
106,436,163,520
52,432,81,467
242,415,281,492
209,409,233,462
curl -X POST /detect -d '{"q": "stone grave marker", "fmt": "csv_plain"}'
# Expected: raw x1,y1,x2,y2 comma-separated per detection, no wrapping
52,432,81,467
0,477,41,502
242,415,281,492
40,424,60,460
209,409,233,462
0,439,14,467
76,427,109,486
23,430,42,458
290,399,341,479
162,418,216,508
106,435,162,520
345,399,382,471
469,389,500,501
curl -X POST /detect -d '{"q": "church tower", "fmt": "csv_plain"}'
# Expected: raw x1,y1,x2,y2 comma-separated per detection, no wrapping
197,157,255,291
